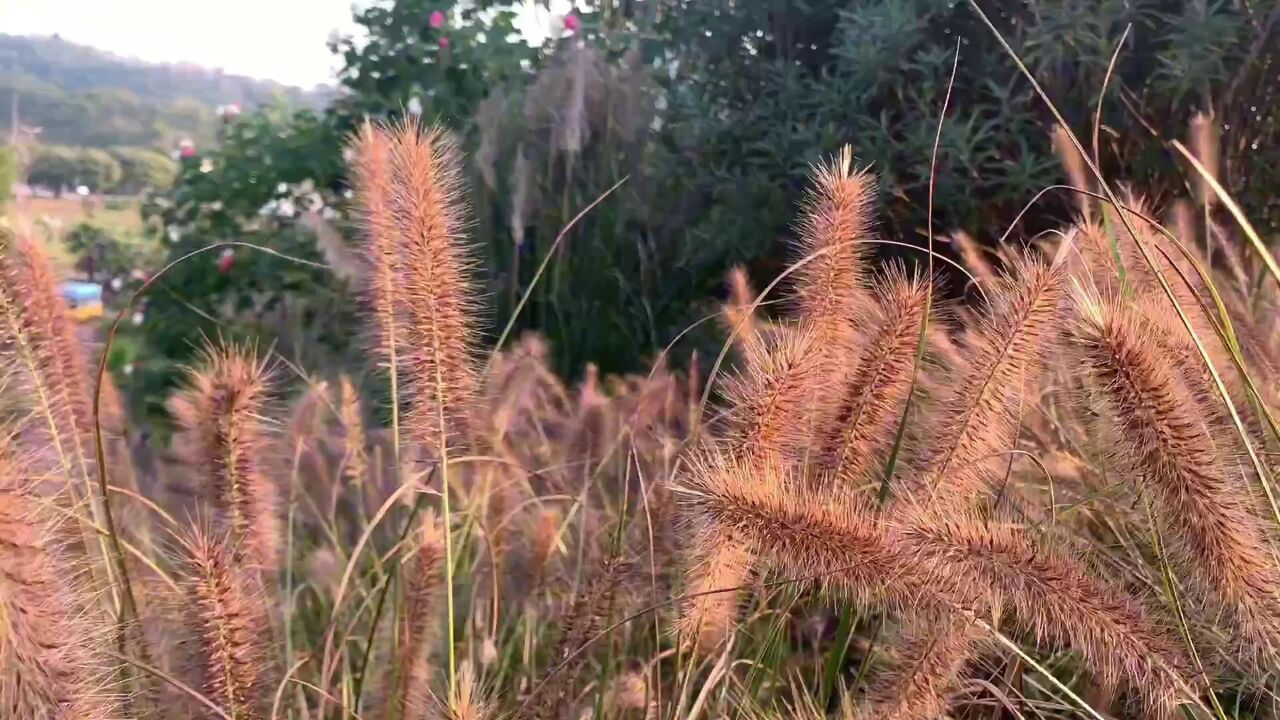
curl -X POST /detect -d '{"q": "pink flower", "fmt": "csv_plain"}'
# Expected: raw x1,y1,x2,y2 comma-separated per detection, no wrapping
563,13,580,32
429,10,445,29
437,36,450,49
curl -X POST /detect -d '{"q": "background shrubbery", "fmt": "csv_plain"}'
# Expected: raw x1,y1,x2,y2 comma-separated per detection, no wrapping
96,0,1278,417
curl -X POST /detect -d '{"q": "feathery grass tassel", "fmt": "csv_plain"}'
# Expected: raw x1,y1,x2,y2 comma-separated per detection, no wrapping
0,434,117,719
679,457,1190,718
820,267,931,486
899,511,1189,719
858,617,980,720
911,255,1065,507
531,555,631,720
385,118,482,456
170,344,281,580
791,145,876,340
679,152,878,654
179,527,272,720
1075,292,1280,666
390,512,446,720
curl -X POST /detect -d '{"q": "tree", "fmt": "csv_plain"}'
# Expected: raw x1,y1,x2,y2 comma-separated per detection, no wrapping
64,220,165,284
26,145,79,193
26,144,123,192
135,0,540,416
109,146,178,194
73,147,123,192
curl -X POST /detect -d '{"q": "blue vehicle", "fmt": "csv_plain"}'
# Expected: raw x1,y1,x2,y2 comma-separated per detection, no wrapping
59,280,104,321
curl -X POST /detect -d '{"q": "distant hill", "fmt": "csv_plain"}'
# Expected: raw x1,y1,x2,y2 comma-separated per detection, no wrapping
0,33,334,151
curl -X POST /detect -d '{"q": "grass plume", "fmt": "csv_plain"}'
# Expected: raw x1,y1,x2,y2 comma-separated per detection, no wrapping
169,344,281,579
1074,291,1280,664
391,511,446,720
911,255,1065,507
178,526,272,719
0,433,116,719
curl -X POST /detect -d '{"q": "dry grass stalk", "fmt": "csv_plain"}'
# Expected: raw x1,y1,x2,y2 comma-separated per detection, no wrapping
0,435,115,719
1188,112,1219,209
1075,293,1280,664
170,344,281,578
179,526,272,720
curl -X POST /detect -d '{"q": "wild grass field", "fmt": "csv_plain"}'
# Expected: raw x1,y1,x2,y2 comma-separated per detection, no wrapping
3,107,1279,720
2,16,1280,718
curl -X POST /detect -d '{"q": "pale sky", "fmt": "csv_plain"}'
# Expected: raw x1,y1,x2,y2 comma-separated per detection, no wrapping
2,1,581,89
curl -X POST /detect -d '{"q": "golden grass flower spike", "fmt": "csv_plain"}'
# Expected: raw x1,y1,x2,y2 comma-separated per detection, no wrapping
338,374,368,486
1053,124,1092,218
171,343,281,579
721,265,762,356
532,555,631,720
1074,290,1280,665
1188,112,1219,209
859,617,980,720
440,662,493,720
899,511,1189,719
385,117,482,456
349,121,402,367
0,229,95,490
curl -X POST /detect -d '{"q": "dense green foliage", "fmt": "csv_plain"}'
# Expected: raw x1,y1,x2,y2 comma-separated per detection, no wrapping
126,0,1277,416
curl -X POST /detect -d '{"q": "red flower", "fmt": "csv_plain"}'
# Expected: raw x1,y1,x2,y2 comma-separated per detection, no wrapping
429,10,445,29
563,13,580,32
217,249,234,274
437,36,450,49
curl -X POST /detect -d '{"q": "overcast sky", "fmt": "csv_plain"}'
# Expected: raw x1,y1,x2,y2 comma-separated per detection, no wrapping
1,0,579,89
